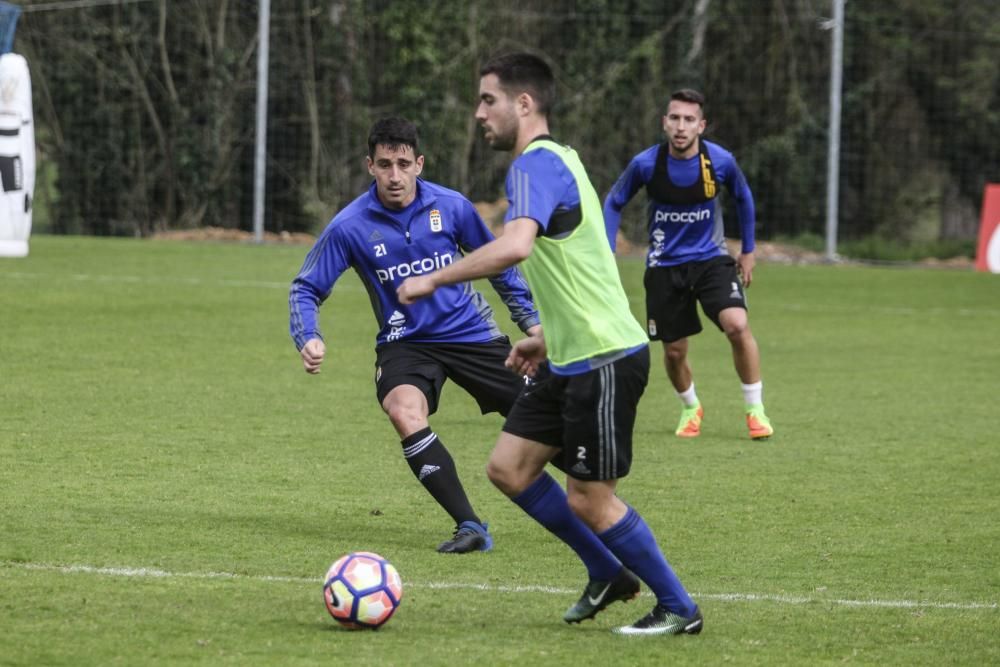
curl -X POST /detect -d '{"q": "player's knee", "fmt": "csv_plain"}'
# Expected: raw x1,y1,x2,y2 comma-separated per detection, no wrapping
383,402,424,434
723,318,750,342
566,491,602,528
485,458,519,497
565,491,587,516
664,343,686,365
720,308,750,339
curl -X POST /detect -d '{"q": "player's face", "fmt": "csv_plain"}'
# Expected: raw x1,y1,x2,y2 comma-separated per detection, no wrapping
476,74,519,152
663,100,706,158
368,143,424,210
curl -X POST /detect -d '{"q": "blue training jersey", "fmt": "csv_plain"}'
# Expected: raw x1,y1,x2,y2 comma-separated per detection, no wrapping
289,178,539,349
604,139,756,266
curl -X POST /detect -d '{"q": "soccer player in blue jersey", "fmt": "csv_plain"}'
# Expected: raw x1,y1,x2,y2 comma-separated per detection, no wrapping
604,89,774,441
289,117,540,554
398,53,702,636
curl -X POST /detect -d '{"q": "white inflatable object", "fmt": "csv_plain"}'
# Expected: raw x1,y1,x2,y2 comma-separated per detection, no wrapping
987,221,1000,273
0,52,34,258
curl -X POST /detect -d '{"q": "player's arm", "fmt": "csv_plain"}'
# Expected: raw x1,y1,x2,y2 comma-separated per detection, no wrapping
289,227,349,373
602,158,644,251
506,328,547,378
485,262,540,334
290,278,329,373
723,155,758,287
455,199,541,333
398,217,538,305
298,338,326,374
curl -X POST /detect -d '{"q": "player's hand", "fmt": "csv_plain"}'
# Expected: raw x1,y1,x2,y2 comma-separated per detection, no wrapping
737,252,756,288
506,334,547,378
397,275,436,304
300,338,326,374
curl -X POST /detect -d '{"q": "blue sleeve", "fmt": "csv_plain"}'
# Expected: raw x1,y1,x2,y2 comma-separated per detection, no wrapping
602,157,646,251
716,149,757,254
504,150,572,233
455,198,540,332
288,223,350,350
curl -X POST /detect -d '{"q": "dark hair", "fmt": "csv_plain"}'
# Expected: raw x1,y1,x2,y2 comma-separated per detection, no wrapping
669,88,706,114
479,52,556,115
367,117,420,159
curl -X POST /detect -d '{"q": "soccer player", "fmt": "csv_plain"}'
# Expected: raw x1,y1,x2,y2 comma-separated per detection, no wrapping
398,53,703,636
604,89,774,441
289,117,540,554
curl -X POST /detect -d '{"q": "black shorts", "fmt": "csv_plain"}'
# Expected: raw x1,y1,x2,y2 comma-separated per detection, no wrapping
644,255,747,343
374,339,525,416
501,347,650,481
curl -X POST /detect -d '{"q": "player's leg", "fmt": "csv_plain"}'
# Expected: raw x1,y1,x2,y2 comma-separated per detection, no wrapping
646,264,705,438
718,305,766,388
375,345,491,553
718,307,772,436
492,368,631,622
567,477,701,635
381,384,491,552
559,348,701,635
486,433,637,623
699,257,773,440
664,338,703,437
663,337,692,391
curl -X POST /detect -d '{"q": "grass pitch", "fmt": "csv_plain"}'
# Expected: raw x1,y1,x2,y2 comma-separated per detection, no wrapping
1,235,998,665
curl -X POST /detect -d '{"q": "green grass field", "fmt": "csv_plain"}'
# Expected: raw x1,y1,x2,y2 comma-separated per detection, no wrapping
1,235,998,665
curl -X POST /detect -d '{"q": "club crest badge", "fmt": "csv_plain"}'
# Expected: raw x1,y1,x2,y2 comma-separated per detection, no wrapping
429,209,442,232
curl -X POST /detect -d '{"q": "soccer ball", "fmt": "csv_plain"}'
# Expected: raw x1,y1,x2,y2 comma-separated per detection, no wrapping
323,551,403,629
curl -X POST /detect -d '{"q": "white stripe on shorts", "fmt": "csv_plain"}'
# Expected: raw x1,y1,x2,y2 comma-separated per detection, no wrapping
598,365,617,478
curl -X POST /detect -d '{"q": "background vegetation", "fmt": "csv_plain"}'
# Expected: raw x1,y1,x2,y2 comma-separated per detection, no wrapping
13,1,1000,254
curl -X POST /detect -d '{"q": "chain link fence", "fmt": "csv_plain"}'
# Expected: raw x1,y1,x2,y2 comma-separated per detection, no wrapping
14,0,1000,252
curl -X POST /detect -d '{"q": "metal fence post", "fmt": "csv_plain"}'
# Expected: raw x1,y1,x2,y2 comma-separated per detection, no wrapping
825,0,845,260
252,0,270,243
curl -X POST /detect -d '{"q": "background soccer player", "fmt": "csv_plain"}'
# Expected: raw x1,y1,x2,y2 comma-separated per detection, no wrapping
399,53,703,636
604,89,774,441
289,117,540,554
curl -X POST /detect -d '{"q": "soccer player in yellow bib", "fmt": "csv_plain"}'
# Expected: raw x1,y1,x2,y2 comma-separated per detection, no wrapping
399,52,702,636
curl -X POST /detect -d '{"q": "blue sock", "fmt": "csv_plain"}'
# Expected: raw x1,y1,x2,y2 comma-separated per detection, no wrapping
599,505,698,617
512,473,621,581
